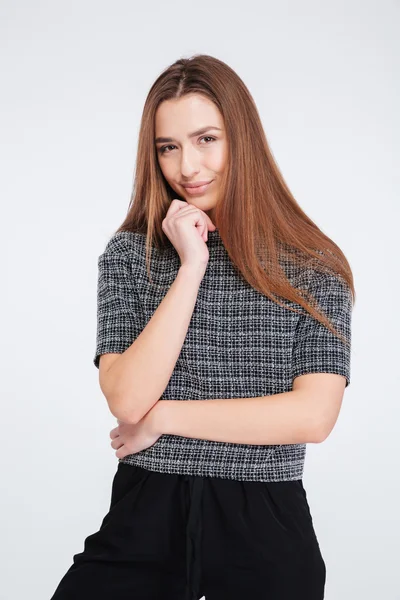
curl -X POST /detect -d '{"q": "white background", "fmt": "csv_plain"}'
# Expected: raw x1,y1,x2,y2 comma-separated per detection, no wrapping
1,1,399,599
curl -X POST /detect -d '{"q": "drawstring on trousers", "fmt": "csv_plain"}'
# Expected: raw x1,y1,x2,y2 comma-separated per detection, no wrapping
183,475,204,600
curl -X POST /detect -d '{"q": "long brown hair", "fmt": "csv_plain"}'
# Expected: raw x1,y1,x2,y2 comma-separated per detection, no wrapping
116,54,355,346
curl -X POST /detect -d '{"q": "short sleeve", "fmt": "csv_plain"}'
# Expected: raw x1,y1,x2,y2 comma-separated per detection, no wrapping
290,270,353,387
93,240,144,369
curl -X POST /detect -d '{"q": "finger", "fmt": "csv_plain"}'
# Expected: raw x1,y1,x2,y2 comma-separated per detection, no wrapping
110,427,119,439
203,212,217,230
111,438,124,450
165,199,189,218
116,446,130,459
199,223,206,242
175,206,215,230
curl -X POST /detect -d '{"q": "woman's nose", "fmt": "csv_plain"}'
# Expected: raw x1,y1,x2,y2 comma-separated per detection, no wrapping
180,147,201,177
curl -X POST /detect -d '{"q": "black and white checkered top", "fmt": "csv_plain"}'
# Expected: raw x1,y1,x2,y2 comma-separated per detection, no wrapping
94,228,352,482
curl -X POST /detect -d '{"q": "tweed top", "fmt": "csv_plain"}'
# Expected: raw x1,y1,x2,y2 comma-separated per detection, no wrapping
94,228,352,482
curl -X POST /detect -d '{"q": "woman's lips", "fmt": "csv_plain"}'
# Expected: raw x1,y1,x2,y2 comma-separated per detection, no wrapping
182,180,213,195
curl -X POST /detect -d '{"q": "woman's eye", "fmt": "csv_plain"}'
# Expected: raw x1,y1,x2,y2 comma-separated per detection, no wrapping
158,136,215,155
201,136,216,144
159,145,175,155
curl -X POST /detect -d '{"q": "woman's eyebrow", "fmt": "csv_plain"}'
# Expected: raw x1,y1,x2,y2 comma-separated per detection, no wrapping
155,126,222,144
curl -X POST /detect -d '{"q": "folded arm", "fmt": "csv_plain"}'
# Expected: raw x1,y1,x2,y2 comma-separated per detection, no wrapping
153,372,346,445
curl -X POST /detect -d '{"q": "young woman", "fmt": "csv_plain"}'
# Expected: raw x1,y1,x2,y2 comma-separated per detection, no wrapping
50,54,354,600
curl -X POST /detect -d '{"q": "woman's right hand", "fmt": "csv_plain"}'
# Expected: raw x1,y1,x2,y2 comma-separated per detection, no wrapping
162,199,217,272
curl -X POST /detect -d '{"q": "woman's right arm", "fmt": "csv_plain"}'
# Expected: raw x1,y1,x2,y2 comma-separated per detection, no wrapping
99,263,205,424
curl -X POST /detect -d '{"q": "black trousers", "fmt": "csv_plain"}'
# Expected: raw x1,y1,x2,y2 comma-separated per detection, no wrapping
50,462,326,599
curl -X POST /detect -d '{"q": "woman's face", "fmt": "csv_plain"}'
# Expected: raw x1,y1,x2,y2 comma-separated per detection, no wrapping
155,93,228,222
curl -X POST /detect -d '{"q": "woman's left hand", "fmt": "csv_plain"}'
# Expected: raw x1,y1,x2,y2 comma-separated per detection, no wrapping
109,405,163,459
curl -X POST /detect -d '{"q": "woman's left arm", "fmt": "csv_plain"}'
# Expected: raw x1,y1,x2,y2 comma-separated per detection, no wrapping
152,372,346,446
111,372,346,459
